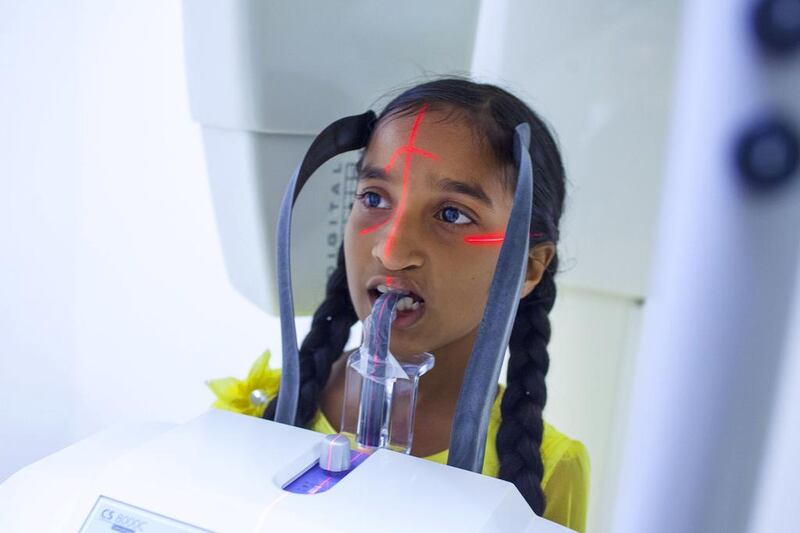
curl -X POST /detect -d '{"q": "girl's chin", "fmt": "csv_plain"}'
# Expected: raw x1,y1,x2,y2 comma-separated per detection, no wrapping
389,331,439,357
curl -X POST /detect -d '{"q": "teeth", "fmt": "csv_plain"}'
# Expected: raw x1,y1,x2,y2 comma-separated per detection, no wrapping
376,284,411,298
375,284,422,310
396,296,413,311
395,296,422,312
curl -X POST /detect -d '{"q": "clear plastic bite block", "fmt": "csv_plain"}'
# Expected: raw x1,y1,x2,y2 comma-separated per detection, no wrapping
340,348,434,454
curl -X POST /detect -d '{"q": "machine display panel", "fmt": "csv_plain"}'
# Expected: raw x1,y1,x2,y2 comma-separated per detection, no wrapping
79,496,214,533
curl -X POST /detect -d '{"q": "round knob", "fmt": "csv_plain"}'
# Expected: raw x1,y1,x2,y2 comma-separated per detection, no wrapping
318,434,351,473
735,116,799,190
753,0,800,57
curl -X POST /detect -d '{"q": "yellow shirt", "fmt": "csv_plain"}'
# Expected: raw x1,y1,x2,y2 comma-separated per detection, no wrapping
208,350,590,532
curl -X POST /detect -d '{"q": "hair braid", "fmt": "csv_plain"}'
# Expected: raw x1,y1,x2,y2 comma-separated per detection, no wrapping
262,244,357,427
496,255,559,516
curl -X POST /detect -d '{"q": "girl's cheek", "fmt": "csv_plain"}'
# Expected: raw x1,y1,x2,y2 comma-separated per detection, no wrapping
351,205,391,230
344,208,367,234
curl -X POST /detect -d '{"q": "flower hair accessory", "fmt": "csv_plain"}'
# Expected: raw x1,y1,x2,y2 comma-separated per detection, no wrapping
206,350,281,417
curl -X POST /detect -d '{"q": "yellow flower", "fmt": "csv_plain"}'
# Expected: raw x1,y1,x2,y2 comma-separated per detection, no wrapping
206,350,281,418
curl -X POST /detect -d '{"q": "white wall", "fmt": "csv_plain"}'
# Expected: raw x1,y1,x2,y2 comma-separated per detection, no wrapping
1,0,79,480
0,0,283,480
547,289,643,533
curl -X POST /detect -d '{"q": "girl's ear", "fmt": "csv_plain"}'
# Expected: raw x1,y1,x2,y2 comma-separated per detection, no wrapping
520,242,555,299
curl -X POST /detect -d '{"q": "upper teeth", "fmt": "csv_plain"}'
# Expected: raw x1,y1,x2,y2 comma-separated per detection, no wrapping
376,284,421,311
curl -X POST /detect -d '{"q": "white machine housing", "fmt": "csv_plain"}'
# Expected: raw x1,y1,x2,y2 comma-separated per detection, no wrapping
1,2,575,532
182,0,480,315
0,410,569,532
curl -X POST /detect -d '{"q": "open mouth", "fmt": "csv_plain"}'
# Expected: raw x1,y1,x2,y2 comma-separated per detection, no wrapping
367,286,426,329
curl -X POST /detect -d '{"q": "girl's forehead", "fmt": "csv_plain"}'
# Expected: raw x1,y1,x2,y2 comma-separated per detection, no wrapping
360,108,514,211
365,110,497,175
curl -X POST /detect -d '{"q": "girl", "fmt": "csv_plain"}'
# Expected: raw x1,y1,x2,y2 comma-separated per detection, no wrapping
208,77,590,532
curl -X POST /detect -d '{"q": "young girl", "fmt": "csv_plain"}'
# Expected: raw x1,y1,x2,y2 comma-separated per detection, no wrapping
208,77,590,532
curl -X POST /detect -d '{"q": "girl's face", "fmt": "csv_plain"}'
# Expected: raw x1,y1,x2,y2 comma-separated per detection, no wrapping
344,107,520,359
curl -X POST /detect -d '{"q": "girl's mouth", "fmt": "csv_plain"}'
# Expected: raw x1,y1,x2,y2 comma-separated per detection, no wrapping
367,288,426,330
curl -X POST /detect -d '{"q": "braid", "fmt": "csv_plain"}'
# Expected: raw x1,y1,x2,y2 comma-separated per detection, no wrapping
496,255,559,516
263,244,357,427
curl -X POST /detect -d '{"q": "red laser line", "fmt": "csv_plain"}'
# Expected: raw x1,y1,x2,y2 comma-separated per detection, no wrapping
358,118,436,239
464,231,546,246
384,146,437,173
359,219,390,235
383,105,430,263
361,106,546,264
326,435,344,470
464,232,505,244
309,476,333,494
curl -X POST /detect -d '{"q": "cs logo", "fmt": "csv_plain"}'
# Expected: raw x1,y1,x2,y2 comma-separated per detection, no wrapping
101,509,115,522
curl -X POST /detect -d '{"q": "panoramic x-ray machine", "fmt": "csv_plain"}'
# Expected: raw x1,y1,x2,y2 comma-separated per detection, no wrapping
0,2,567,532
1,1,799,532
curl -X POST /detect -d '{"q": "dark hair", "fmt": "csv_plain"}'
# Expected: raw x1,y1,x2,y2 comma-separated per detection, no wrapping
264,76,566,516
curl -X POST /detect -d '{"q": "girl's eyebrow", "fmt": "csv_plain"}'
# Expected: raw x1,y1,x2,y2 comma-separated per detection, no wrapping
358,165,494,209
436,177,494,209
357,165,389,182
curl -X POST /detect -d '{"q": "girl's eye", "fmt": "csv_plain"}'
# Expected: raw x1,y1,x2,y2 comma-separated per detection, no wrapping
439,206,474,226
356,191,474,226
355,191,390,209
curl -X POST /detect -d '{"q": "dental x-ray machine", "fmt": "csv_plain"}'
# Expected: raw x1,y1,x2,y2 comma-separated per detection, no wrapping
1,1,798,532
0,2,570,532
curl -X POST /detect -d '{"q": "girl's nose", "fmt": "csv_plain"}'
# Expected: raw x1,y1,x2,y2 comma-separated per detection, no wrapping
371,217,424,271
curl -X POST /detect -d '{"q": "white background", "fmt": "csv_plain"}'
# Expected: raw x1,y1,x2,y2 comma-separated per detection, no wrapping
0,0,277,478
